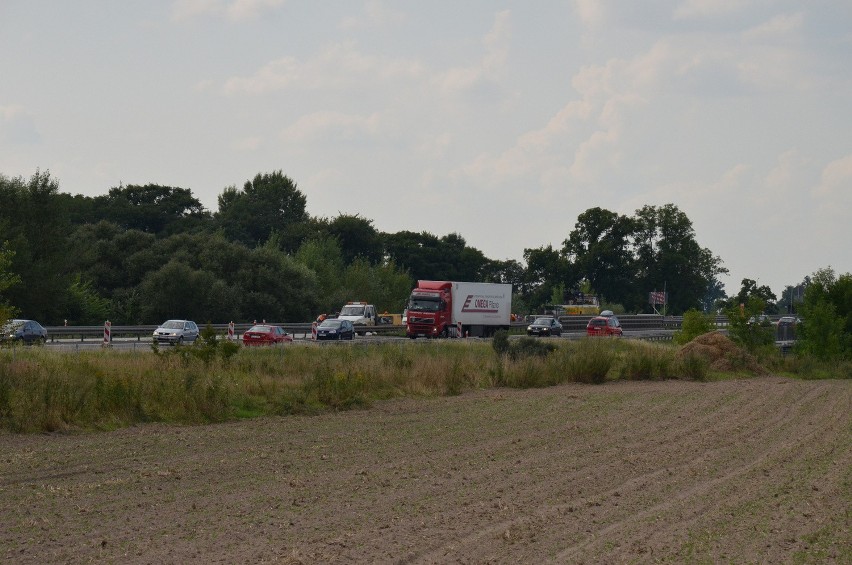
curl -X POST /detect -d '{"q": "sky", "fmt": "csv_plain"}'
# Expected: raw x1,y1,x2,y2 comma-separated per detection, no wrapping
1,0,850,298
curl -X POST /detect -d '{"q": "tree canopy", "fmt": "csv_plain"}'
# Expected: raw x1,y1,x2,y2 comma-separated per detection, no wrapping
1,168,741,324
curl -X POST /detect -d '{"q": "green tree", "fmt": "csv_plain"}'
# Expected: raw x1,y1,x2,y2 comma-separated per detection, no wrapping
0,242,21,325
98,184,211,235
797,267,851,360
520,245,575,311
632,204,726,314
327,214,383,265
674,309,714,345
295,235,346,313
216,171,309,249
724,296,774,351
564,207,636,308
0,170,71,323
383,231,488,282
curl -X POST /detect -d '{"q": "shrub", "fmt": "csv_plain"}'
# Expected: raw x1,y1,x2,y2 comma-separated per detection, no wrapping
674,309,713,345
620,344,676,380
677,352,708,381
563,339,613,384
508,337,557,361
492,330,510,356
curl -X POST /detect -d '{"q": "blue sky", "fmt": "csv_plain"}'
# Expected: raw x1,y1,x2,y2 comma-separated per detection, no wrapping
1,0,850,296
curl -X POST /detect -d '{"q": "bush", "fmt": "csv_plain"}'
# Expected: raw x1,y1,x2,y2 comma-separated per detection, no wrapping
676,352,708,381
508,337,557,361
620,345,676,380
563,339,613,384
674,309,713,345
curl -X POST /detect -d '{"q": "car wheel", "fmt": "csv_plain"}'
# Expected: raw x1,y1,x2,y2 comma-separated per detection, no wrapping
177,336,184,345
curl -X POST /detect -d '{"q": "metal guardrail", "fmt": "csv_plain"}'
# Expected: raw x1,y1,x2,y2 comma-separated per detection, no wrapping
47,316,694,342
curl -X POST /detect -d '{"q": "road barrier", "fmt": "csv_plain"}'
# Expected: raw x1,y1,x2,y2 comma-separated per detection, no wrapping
44,316,699,342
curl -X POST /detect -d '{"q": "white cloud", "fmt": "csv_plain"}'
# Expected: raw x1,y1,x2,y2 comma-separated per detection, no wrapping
674,0,748,20
0,105,40,144
743,12,804,41
433,10,511,94
574,0,607,29
223,43,423,95
339,0,406,30
280,111,383,142
170,0,283,22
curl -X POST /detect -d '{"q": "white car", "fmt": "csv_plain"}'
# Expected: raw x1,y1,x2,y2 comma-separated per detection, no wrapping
153,319,199,345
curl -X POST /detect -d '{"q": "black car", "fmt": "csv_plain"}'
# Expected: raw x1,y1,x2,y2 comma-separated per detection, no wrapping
526,317,562,337
1,319,48,345
316,319,355,340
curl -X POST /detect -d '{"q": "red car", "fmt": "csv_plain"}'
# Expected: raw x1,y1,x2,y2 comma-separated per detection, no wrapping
586,316,623,337
242,324,293,346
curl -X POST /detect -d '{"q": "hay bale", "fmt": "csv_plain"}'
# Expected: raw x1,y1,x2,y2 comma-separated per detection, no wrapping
676,331,766,374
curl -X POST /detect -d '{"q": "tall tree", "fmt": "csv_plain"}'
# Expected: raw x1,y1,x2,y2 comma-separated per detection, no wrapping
632,204,726,314
521,245,574,309
98,184,210,235
327,214,383,265
0,170,71,322
563,207,636,308
216,171,308,249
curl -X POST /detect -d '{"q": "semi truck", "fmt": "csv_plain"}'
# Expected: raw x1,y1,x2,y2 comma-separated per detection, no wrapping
405,281,512,339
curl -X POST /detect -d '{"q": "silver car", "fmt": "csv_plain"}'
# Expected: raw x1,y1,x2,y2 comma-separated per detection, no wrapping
153,319,199,345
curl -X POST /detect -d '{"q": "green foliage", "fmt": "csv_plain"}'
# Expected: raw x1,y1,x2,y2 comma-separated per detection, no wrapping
216,171,309,249
676,353,709,381
491,331,556,361
0,242,21,325
797,268,851,360
674,309,713,345
492,330,510,356
619,345,675,380
0,170,71,322
65,275,112,325
508,337,557,361
725,296,774,351
562,339,613,384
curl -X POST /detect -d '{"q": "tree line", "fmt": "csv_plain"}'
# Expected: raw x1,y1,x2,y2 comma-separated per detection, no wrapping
3,169,729,325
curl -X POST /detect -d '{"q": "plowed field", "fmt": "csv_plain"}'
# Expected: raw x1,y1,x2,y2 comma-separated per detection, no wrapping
1,376,850,563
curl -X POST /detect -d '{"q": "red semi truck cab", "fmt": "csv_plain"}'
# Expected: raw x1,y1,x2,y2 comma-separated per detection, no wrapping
405,281,453,339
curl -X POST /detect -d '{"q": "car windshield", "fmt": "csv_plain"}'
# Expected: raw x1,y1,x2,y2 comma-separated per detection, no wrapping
161,320,184,329
533,318,553,325
319,320,342,328
248,325,272,332
339,305,365,316
408,298,441,312
590,319,606,327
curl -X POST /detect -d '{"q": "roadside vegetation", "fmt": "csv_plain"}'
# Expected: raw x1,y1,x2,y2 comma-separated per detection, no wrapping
2,331,847,434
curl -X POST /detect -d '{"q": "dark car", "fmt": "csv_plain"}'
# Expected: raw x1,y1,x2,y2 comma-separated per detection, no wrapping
242,324,293,346
316,319,355,341
527,317,562,337
1,319,48,345
152,319,199,345
586,316,623,337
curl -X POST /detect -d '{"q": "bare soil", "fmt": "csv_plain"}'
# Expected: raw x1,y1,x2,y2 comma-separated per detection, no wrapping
1,376,850,564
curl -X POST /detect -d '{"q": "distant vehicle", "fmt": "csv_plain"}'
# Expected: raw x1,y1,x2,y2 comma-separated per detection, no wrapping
242,324,293,346
405,280,512,338
316,319,355,341
336,302,377,334
776,316,800,342
748,314,772,325
527,317,562,337
152,320,199,345
586,316,623,337
1,319,48,345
